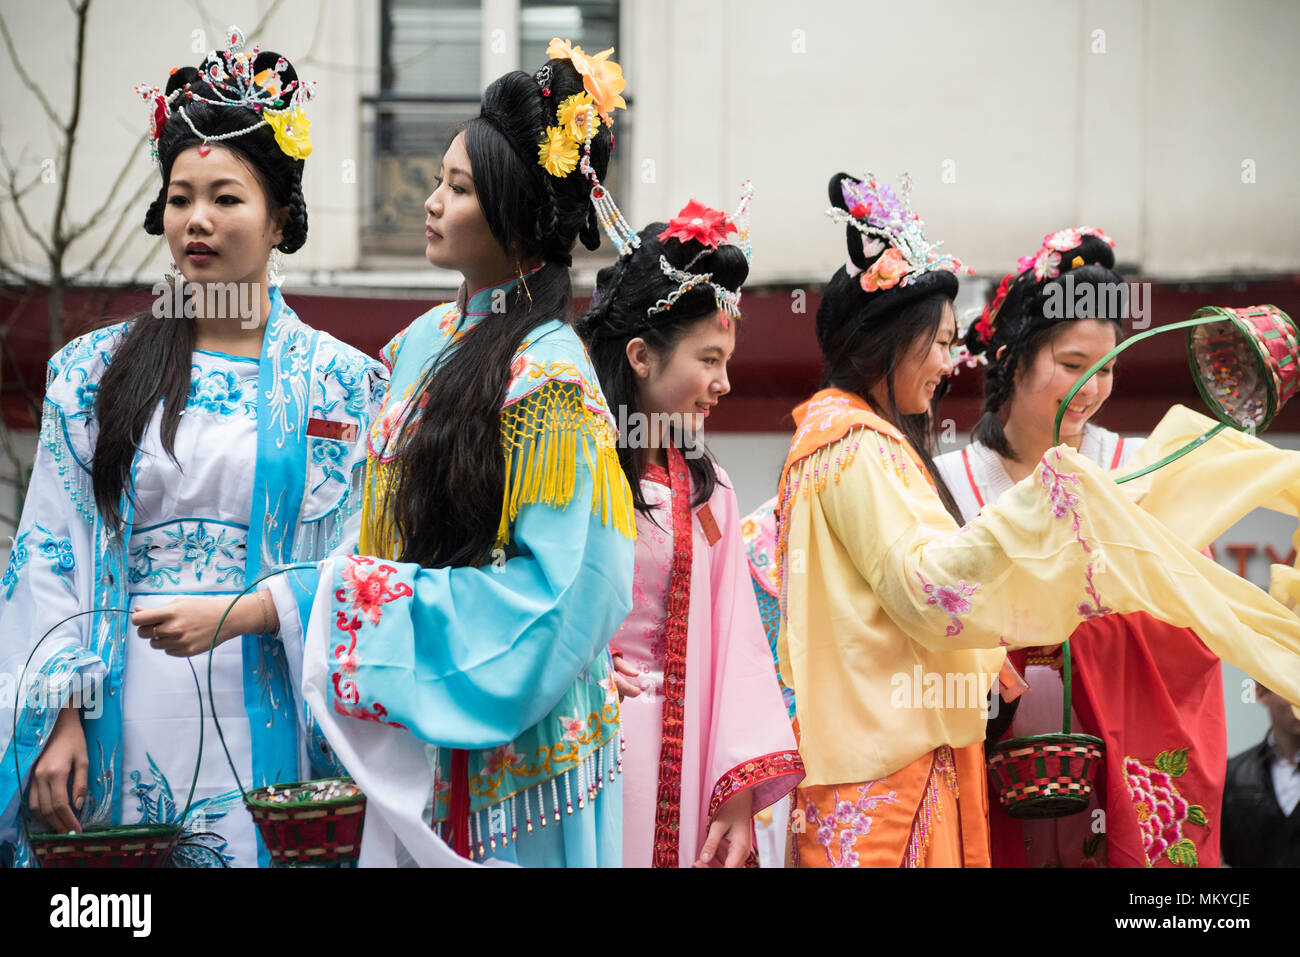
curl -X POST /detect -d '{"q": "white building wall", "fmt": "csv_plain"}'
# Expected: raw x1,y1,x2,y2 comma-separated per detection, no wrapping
1,0,1295,285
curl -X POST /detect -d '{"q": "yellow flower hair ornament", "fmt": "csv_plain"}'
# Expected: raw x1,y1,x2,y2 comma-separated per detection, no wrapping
537,125,579,177
544,38,627,126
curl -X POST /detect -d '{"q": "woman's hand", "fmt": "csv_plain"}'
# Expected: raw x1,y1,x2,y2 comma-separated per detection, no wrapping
133,591,277,658
693,789,754,868
611,653,643,699
30,704,87,834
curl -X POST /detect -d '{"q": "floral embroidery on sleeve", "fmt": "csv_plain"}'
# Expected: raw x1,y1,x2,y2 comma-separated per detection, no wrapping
915,573,978,636
330,556,414,726
2,529,30,599
1040,450,1112,620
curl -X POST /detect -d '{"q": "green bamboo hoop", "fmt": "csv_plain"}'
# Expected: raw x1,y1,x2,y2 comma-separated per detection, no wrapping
1053,305,1299,483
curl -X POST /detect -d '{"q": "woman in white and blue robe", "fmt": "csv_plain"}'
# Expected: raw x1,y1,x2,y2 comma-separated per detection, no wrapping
0,35,386,867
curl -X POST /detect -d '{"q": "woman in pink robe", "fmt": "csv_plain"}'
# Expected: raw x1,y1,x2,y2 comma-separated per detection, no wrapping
576,198,804,867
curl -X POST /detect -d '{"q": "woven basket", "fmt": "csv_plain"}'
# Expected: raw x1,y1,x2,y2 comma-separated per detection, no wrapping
244,778,366,867
986,640,1105,818
14,608,203,868
1187,304,1299,432
987,732,1104,818
28,823,181,868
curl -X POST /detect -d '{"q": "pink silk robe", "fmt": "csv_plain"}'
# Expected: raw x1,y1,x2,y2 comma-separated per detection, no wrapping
613,448,804,867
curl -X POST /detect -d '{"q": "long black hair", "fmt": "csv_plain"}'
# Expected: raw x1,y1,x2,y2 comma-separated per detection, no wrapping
390,58,612,569
816,267,964,522
965,233,1125,459
92,52,309,530
577,225,749,514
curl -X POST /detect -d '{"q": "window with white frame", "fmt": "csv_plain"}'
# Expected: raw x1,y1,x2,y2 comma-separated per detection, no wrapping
363,0,623,258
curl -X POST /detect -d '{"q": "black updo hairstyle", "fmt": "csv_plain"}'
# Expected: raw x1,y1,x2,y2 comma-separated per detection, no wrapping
964,233,1125,460
93,50,310,530
816,172,963,521
577,224,749,515
391,57,615,569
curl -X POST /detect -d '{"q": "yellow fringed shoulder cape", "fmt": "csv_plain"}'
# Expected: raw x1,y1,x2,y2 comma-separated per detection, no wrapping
359,302,634,558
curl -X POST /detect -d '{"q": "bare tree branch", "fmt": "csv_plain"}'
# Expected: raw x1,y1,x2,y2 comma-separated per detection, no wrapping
0,141,54,260
66,136,149,244
70,176,155,283
50,0,91,245
0,11,62,127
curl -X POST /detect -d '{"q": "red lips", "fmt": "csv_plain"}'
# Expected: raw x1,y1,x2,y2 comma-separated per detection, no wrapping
186,242,215,254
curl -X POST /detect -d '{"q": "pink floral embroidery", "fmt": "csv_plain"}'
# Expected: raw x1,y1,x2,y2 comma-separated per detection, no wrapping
1040,451,1112,620
438,306,461,338
341,558,406,625
330,557,413,728
432,765,452,803
916,573,978,636
804,781,899,868
1124,748,1207,867
483,743,523,777
558,710,587,742
597,673,619,706
508,354,528,388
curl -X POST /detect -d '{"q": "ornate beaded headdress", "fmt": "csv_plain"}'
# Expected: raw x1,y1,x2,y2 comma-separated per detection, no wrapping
647,182,754,327
534,39,640,257
826,173,968,293
135,26,316,164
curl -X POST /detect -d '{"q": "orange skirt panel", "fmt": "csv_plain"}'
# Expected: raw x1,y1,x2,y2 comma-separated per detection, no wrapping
790,743,990,868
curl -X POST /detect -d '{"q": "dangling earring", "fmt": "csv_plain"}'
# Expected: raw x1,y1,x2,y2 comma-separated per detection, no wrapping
166,260,183,284
267,248,284,288
516,261,534,311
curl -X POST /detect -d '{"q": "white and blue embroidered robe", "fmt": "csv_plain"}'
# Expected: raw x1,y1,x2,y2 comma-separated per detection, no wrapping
0,289,386,867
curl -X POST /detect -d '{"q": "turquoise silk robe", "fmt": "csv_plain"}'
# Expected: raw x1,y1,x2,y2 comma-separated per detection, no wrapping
271,278,636,867
0,288,386,866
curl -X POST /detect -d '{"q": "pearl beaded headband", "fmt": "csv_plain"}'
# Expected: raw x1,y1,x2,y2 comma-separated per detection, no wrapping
135,25,316,164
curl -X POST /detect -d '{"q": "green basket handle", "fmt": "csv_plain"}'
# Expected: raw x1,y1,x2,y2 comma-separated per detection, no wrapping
12,607,206,839
1052,315,1234,484
205,564,318,803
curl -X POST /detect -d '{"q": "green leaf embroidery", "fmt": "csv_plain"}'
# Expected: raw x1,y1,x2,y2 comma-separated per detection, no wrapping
1083,834,1104,858
1166,838,1199,868
1154,747,1189,778
1187,804,1208,827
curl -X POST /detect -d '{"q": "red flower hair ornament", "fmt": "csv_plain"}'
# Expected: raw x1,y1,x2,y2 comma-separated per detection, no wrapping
657,199,737,248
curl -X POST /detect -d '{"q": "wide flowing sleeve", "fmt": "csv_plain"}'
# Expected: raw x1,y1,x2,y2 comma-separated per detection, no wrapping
816,425,1300,705
700,479,803,825
308,379,634,750
0,391,106,849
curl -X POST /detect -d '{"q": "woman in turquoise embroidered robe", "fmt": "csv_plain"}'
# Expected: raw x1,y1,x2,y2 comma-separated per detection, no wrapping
270,276,635,867
0,289,386,867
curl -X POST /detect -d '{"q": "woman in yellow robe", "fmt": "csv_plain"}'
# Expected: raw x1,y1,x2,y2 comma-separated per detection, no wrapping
779,173,1300,867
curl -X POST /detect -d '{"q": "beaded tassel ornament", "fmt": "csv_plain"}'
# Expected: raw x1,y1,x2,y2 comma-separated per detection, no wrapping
135,25,316,164
577,104,641,256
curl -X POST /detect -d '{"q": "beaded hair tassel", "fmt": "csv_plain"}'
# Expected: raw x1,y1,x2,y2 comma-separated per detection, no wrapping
576,104,641,257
